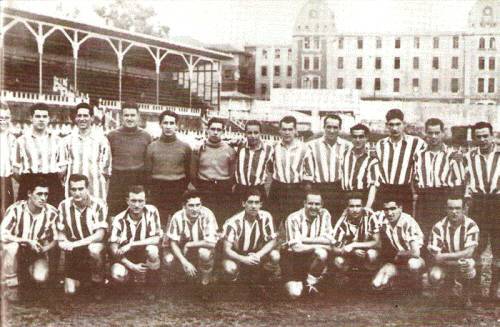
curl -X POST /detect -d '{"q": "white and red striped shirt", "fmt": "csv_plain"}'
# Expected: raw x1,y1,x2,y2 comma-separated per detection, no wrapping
464,145,500,196
376,134,426,185
341,149,380,191
271,139,308,183
167,206,218,244
304,137,352,184
332,208,380,245
428,216,479,254
223,210,276,253
379,212,424,252
109,204,163,245
235,141,273,186
283,208,334,248
413,145,463,189
57,196,108,241
14,129,63,174
0,132,17,177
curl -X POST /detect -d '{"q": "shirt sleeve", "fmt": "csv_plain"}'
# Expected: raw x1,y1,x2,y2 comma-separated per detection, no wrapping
320,211,335,241
12,137,23,171
332,216,346,246
93,201,109,231
263,212,277,242
166,215,181,242
109,217,123,244
367,212,380,236
427,225,444,254
285,215,302,247
302,144,314,182
224,221,237,245
406,219,424,248
99,137,112,176
1,205,19,239
150,207,163,238
464,221,480,249
202,209,219,243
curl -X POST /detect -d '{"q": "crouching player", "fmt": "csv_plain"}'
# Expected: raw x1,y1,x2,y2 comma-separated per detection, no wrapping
109,185,163,289
331,192,381,280
163,191,218,290
1,177,58,301
281,191,334,299
372,198,425,291
57,174,107,297
426,196,479,308
222,188,279,296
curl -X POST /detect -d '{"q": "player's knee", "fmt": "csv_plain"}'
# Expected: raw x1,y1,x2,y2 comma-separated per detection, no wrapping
145,245,159,261
31,259,49,283
285,281,303,299
198,248,213,263
88,243,104,259
366,249,379,263
268,250,280,265
222,259,238,277
408,258,424,272
314,247,328,262
111,263,128,283
163,252,175,268
428,267,444,285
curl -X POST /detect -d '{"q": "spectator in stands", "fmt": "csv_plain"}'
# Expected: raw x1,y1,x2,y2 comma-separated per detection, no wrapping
0,101,16,217
60,103,111,201
191,117,236,225
14,102,64,207
145,110,191,226
107,102,152,216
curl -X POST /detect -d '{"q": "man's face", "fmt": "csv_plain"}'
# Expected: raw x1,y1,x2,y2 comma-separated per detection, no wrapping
346,198,363,219
304,194,322,218
351,129,367,150
69,180,89,203
0,109,11,132
28,186,49,210
280,122,296,144
122,108,139,129
127,192,146,215
207,122,224,143
425,124,444,147
161,114,177,137
184,197,202,219
243,195,262,217
324,118,340,142
446,199,464,224
383,201,402,223
386,118,404,138
474,127,493,150
245,125,261,147
32,110,49,132
75,108,92,131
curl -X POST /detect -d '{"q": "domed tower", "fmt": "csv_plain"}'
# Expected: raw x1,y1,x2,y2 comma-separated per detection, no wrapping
468,0,500,30
292,0,336,89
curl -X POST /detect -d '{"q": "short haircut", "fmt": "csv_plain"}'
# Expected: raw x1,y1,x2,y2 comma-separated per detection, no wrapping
121,101,139,112
472,121,493,135
323,114,342,128
382,198,402,207
27,176,49,194
304,189,322,201
128,185,145,196
207,117,225,128
182,190,202,204
279,115,297,128
243,187,263,202
447,195,464,205
159,110,178,124
245,120,262,132
68,174,89,187
345,192,364,203
30,103,49,116
425,118,444,131
350,123,370,137
73,102,94,120
385,108,404,122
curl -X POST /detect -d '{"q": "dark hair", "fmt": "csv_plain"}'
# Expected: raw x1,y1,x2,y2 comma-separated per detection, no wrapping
182,190,202,203
245,120,262,132
304,189,322,201
128,185,146,195
425,118,444,131
472,121,493,136
72,102,94,121
159,110,178,124
243,187,263,202
385,108,404,122
68,174,89,188
350,123,370,137
207,117,225,128
27,176,49,194
324,114,342,128
121,101,139,112
30,103,49,116
279,115,297,128
447,195,464,206
382,198,402,207
345,192,364,203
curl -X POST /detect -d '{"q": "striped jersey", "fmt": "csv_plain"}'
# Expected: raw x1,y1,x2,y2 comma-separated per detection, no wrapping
379,212,424,252
223,210,276,253
304,137,352,183
413,145,463,189
271,139,308,183
166,206,218,244
235,141,273,186
332,208,380,246
57,196,108,241
1,200,58,242
428,216,479,254
283,208,334,248
375,134,426,185
464,145,500,195
109,204,163,245
60,130,112,200
341,149,380,191
0,132,17,177
14,130,62,174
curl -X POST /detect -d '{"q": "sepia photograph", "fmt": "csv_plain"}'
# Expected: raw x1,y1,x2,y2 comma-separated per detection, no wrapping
0,0,499,326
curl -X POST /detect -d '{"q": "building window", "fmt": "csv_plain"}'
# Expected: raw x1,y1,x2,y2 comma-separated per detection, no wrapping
393,78,400,92
394,57,400,69
288,48,292,60
313,36,320,49
275,49,280,59
287,66,292,77
488,78,495,93
479,37,485,49
273,83,280,88
414,37,420,49
304,57,310,70
262,49,268,59
261,84,267,96
395,37,401,49
490,38,496,49
412,78,419,89
489,57,495,70
337,57,344,69
286,83,292,89
375,57,382,69
357,57,363,69
413,57,419,69
304,37,311,49
478,57,485,70
376,37,382,49
337,78,344,89
432,78,439,93
312,77,320,89
338,37,344,49
433,37,439,49
478,78,484,93
224,70,232,79
357,37,363,49
432,57,439,69
261,66,267,77
452,57,459,69
356,78,363,90
451,78,459,93
274,65,280,77
313,57,320,70
453,36,459,49
374,78,381,91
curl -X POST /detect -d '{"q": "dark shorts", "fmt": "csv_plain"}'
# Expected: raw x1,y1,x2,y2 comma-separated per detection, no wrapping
64,247,92,281
118,246,148,265
280,250,314,282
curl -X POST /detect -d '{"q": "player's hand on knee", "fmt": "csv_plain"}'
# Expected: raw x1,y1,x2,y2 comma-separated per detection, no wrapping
354,249,366,258
182,261,197,277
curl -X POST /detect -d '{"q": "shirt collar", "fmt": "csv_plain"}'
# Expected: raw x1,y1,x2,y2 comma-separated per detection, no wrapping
279,139,300,149
385,134,410,146
71,196,92,211
28,129,52,138
243,140,263,151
